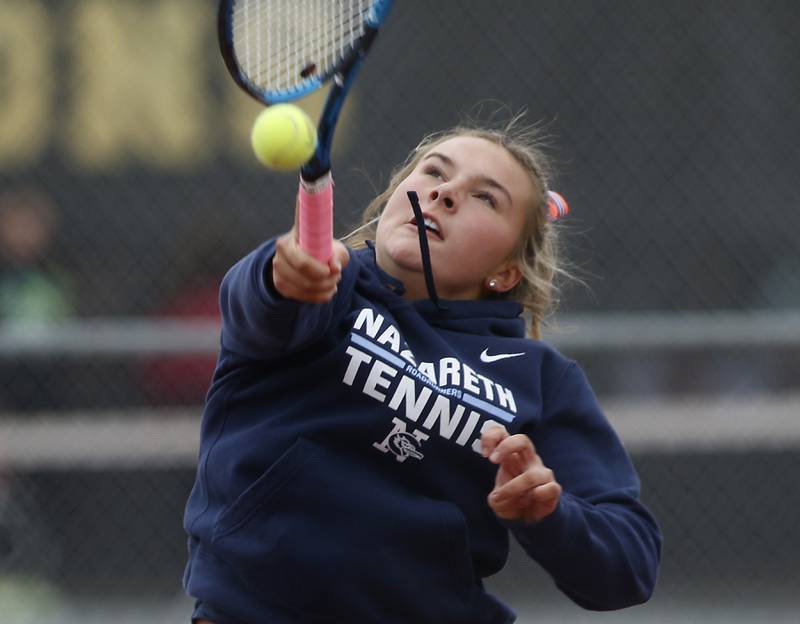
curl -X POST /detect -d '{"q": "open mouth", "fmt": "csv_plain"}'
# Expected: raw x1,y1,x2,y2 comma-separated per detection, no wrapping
409,215,443,240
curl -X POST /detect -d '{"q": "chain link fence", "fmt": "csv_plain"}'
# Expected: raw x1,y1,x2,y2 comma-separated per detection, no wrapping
1,0,799,621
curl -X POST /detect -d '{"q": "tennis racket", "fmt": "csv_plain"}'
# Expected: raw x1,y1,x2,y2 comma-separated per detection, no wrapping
217,0,394,263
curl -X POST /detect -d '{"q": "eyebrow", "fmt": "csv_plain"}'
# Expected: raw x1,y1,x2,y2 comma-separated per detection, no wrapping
422,152,513,205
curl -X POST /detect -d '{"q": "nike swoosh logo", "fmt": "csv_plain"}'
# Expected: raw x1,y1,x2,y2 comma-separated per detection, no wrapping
480,348,525,363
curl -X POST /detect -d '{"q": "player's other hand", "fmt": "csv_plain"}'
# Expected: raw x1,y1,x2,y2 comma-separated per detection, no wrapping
481,425,562,523
272,228,350,303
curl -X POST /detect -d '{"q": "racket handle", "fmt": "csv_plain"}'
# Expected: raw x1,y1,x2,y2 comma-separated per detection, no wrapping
298,173,333,263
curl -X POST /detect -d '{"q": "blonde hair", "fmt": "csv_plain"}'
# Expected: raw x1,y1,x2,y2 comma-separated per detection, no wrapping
346,116,566,339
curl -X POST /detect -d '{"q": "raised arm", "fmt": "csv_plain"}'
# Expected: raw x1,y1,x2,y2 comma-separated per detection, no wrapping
219,223,350,360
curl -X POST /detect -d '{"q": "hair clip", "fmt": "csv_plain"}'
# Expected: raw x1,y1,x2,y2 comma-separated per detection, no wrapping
547,190,570,221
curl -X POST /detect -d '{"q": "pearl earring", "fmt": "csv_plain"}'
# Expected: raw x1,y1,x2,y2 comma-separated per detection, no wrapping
489,279,498,290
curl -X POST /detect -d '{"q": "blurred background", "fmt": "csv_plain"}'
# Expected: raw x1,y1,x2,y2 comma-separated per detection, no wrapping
1,0,798,622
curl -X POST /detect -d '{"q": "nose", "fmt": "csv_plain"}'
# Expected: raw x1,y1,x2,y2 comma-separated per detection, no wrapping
429,189,455,210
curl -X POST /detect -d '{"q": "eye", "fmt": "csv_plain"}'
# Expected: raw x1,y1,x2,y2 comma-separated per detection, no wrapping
475,192,497,208
423,165,444,179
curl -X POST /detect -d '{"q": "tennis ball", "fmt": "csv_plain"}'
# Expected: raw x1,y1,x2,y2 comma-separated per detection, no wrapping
250,104,317,171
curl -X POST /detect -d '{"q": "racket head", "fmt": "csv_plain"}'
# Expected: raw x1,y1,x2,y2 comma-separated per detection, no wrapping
218,0,394,105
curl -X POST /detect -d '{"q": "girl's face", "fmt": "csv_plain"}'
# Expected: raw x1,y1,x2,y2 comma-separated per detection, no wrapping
375,136,536,301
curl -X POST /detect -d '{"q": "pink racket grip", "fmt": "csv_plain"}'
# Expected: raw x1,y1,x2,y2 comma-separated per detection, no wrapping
298,173,334,263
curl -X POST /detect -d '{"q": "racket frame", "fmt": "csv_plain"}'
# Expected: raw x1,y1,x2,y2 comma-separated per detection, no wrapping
217,0,394,261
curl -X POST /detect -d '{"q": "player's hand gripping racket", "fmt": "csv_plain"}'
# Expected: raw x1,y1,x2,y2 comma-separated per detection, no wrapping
218,0,394,263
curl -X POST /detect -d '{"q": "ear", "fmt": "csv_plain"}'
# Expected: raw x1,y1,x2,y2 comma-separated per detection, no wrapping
486,262,522,293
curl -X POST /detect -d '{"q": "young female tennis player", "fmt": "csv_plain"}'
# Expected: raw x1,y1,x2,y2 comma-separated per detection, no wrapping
184,119,662,624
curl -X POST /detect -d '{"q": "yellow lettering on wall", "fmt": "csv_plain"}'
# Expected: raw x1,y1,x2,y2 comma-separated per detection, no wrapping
0,0,52,169
64,0,210,169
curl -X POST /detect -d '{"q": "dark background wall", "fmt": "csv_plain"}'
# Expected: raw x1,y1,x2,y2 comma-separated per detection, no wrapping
1,1,798,622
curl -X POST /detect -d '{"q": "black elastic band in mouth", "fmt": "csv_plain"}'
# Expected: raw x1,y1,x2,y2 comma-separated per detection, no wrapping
406,191,445,309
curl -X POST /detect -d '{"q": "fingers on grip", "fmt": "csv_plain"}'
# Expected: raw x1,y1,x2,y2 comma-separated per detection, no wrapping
273,232,343,302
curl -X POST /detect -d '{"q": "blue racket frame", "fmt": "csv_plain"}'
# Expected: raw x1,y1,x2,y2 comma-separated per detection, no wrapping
218,0,394,181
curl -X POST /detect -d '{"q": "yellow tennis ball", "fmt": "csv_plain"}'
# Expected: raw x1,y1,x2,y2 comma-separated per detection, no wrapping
250,104,317,171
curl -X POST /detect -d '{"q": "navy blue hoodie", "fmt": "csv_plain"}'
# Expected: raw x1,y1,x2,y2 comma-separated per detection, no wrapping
183,240,661,623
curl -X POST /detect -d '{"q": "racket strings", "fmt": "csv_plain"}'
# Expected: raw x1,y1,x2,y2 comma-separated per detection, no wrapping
231,0,372,94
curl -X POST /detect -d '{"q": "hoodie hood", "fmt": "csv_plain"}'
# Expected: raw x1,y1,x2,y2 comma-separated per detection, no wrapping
357,244,525,338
